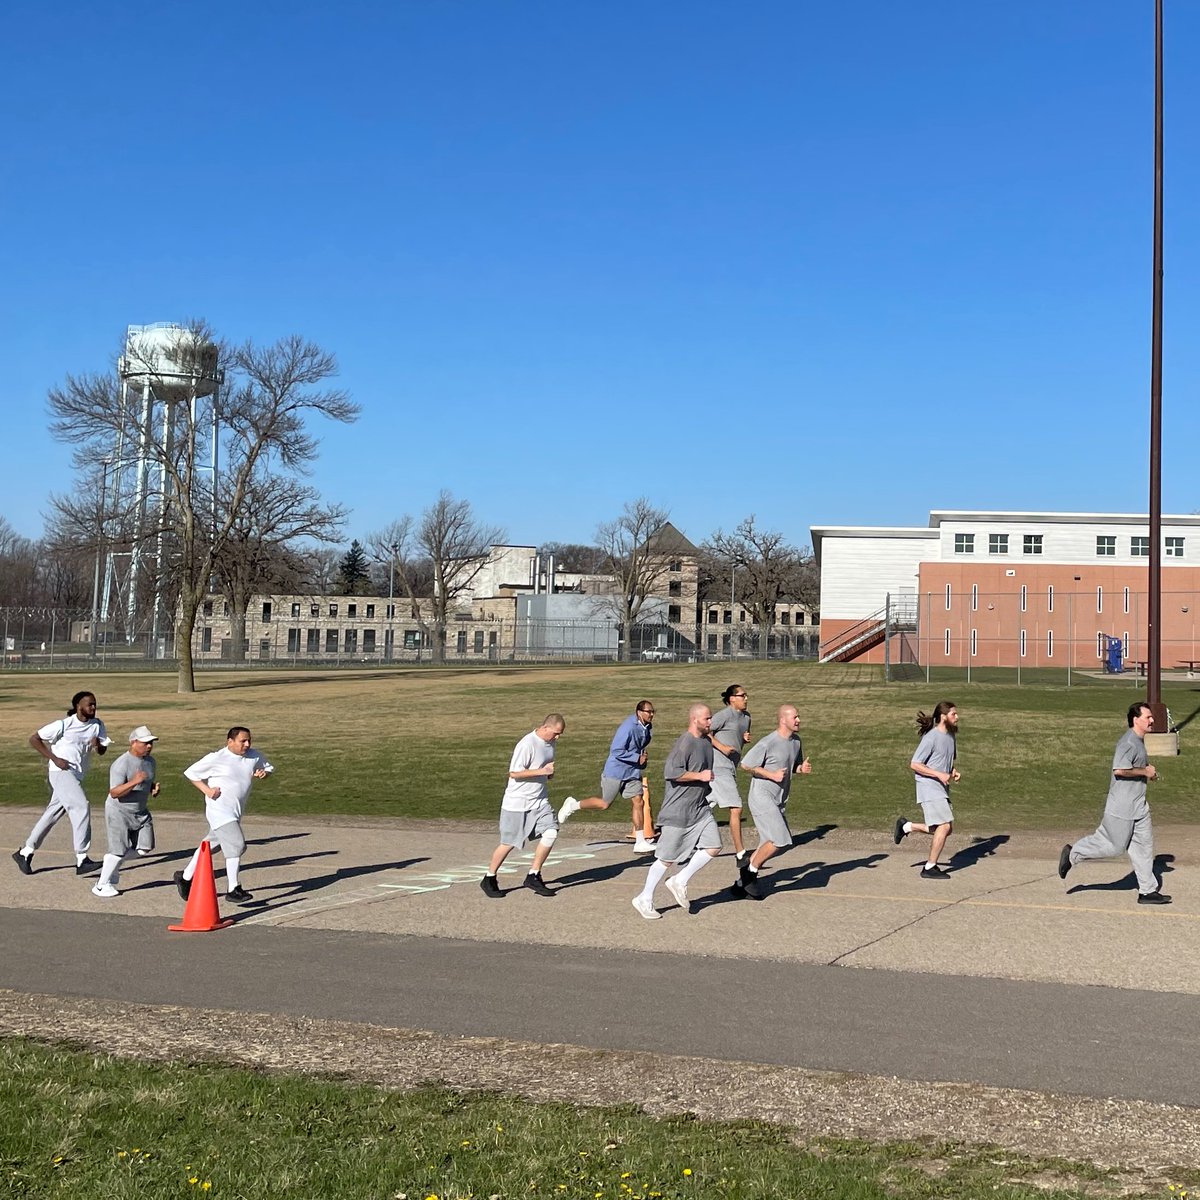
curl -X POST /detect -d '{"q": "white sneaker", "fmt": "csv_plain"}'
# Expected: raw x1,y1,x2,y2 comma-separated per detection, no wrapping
633,836,658,853
91,882,119,898
557,796,581,824
665,874,690,912
136,849,152,857
631,895,661,920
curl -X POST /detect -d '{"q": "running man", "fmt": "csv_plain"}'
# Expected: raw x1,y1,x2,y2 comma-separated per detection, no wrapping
893,701,960,879
557,702,656,851
176,727,274,906
15,690,109,876
709,684,752,864
736,704,811,899
92,725,160,898
631,703,720,919
481,715,566,898
1059,701,1170,905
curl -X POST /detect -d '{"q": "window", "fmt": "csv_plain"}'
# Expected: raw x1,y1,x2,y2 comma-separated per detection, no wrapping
1132,536,1150,557
307,629,320,653
311,604,320,617
201,627,212,652
386,603,395,619
780,611,790,625
366,604,375,618
668,580,682,597
1166,536,1185,558
796,613,806,626
954,533,975,554
1097,586,1103,613
259,638,270,659
203,600,213,617
707,634,717,653
739,610,747,623
344,629,357,654
668,605,682,622
707,609,718,624
1023,534,1043,555
944,629,951,656
1019,629,1027,658
325,629,338,653
1096,535,1116,557
811,611,819,624
988,533,1009,555
363,630,376,653
669,560,682,573
291,603,301,618
348,603,357,617
1046,630,1054,657
945,584,952,610
970,628,977,656
723,609,732,625
287,628,300,653
1020,585,1027,612
474,630,485,654
1047,585,1054,612
456,630,467,654
1124,587,1130,614
328,604,338,617
403,630,421,649
971,584,978,611
262,602,272,621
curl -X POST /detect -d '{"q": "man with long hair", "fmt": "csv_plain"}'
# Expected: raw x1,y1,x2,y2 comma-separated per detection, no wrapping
893,701,960,879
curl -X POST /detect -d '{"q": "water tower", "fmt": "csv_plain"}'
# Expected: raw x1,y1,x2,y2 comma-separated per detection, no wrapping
103,324,224,649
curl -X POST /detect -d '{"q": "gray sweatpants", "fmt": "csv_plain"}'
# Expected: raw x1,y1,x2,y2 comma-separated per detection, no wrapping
26,772,91,854
1070,810,1157,895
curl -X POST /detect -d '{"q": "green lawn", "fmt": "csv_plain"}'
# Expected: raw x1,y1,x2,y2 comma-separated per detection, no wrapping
1,662,1197,830
0,1038,1184,1200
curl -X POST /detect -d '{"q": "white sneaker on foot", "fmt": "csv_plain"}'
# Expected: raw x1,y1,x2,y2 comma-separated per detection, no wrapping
557,796,581,823
633,836,658,852
631,895,661,920
664,874,690,913
91,882,119,898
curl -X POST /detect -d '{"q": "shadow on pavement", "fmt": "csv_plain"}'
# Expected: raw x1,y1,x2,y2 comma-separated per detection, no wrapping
553,855,654,889
251,857,432,909
1067,852,1175,895
947,834,1011,872
771,853,888,892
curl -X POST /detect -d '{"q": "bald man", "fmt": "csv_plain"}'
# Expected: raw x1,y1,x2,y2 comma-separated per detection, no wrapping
736,704,811,900
631,703,720,919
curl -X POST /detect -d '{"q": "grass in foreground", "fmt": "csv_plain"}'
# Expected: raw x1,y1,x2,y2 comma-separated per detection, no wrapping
1,663,1198,830
0,1038,1190,1199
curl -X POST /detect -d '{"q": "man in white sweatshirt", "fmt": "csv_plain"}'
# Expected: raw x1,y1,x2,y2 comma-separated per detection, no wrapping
176,726,273,906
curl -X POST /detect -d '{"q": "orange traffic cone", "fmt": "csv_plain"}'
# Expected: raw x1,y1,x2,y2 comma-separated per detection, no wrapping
640,777,656,839
168,841,234,932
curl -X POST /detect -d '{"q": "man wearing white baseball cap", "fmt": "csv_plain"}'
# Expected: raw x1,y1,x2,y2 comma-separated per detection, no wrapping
92,726,161,898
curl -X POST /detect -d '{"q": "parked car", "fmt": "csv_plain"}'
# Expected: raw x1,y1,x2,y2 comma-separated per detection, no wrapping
640,647,677,662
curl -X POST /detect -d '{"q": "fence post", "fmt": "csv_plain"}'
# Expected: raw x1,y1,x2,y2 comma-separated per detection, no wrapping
884,592,892,682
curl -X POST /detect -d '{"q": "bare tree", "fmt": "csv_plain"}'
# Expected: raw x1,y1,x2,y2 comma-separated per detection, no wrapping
299,546,343,593
536,541,603,574
593,498,671,662
704,516,816,658
46,324,359,691
370,493,503,663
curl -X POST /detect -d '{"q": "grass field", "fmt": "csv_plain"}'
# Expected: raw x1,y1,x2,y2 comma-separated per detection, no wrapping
1,662,1197,831
1,1038,1186,1200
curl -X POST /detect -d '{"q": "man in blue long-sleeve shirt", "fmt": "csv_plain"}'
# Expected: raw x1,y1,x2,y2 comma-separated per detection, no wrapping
558,701,657,851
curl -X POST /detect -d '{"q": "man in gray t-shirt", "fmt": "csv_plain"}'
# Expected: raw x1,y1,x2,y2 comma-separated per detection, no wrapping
92,725,161,898
736,705,811,899
893,701,960,879
709,684,752,864
1059,702,1170,904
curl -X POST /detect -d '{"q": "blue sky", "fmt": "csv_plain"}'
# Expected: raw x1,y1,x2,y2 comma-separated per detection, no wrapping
4,1,1199,551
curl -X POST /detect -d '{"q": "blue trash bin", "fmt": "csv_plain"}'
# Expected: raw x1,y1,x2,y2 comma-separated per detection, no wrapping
1105,636,1124,674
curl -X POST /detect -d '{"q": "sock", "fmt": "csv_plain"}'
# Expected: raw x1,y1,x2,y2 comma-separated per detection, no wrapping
674,849,713,887
225,856,241,890
98,853,122,887
924,861,938,870
638,860,668,902
76,851,90,865
182,847,201,882
19,846,33,858
903,821,914,834
747,862,759,875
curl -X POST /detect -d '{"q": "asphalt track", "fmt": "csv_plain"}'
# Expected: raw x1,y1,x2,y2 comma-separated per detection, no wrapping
2,810,1199,1110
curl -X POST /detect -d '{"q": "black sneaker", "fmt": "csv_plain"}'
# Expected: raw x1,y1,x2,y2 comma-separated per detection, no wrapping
738,859,755,887
227,885,255,905
921,865,951,879
1058,844,1072,880
479,874,503,898
173,870,191,901
735,849,750,866
1137,891,1172,905
12,850,32,876
742,872,764,900
524,872,555,897
893,818,907,845
75,857,100,876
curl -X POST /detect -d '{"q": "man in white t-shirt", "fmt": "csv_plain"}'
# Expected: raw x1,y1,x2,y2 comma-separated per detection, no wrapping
480,715,565,898
15,689,109,876
175,726,274,906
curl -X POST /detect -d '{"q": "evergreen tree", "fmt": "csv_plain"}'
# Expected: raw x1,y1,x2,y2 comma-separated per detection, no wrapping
337,539,371,595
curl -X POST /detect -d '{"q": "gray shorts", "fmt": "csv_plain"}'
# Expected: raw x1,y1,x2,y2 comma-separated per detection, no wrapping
205,820,247,859
708,771,743,809
655,812,722,863
104,796,153,857
601,776,642,804
747,796,792,848
918,796,954,826
498,800,557,848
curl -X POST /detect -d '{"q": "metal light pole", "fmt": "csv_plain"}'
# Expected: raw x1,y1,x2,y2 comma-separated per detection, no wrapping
89,457,112,659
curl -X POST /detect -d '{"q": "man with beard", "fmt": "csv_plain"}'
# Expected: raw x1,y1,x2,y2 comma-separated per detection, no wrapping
893,701,960,879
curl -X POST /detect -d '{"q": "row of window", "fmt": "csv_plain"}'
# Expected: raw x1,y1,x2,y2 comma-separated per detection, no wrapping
945,584,1134,614
942,630,1132,659
201,600,392,621
704,609,817,625
953,533,1184,557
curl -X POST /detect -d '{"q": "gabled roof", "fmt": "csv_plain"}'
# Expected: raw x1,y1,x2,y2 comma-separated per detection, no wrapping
645,521,699,556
